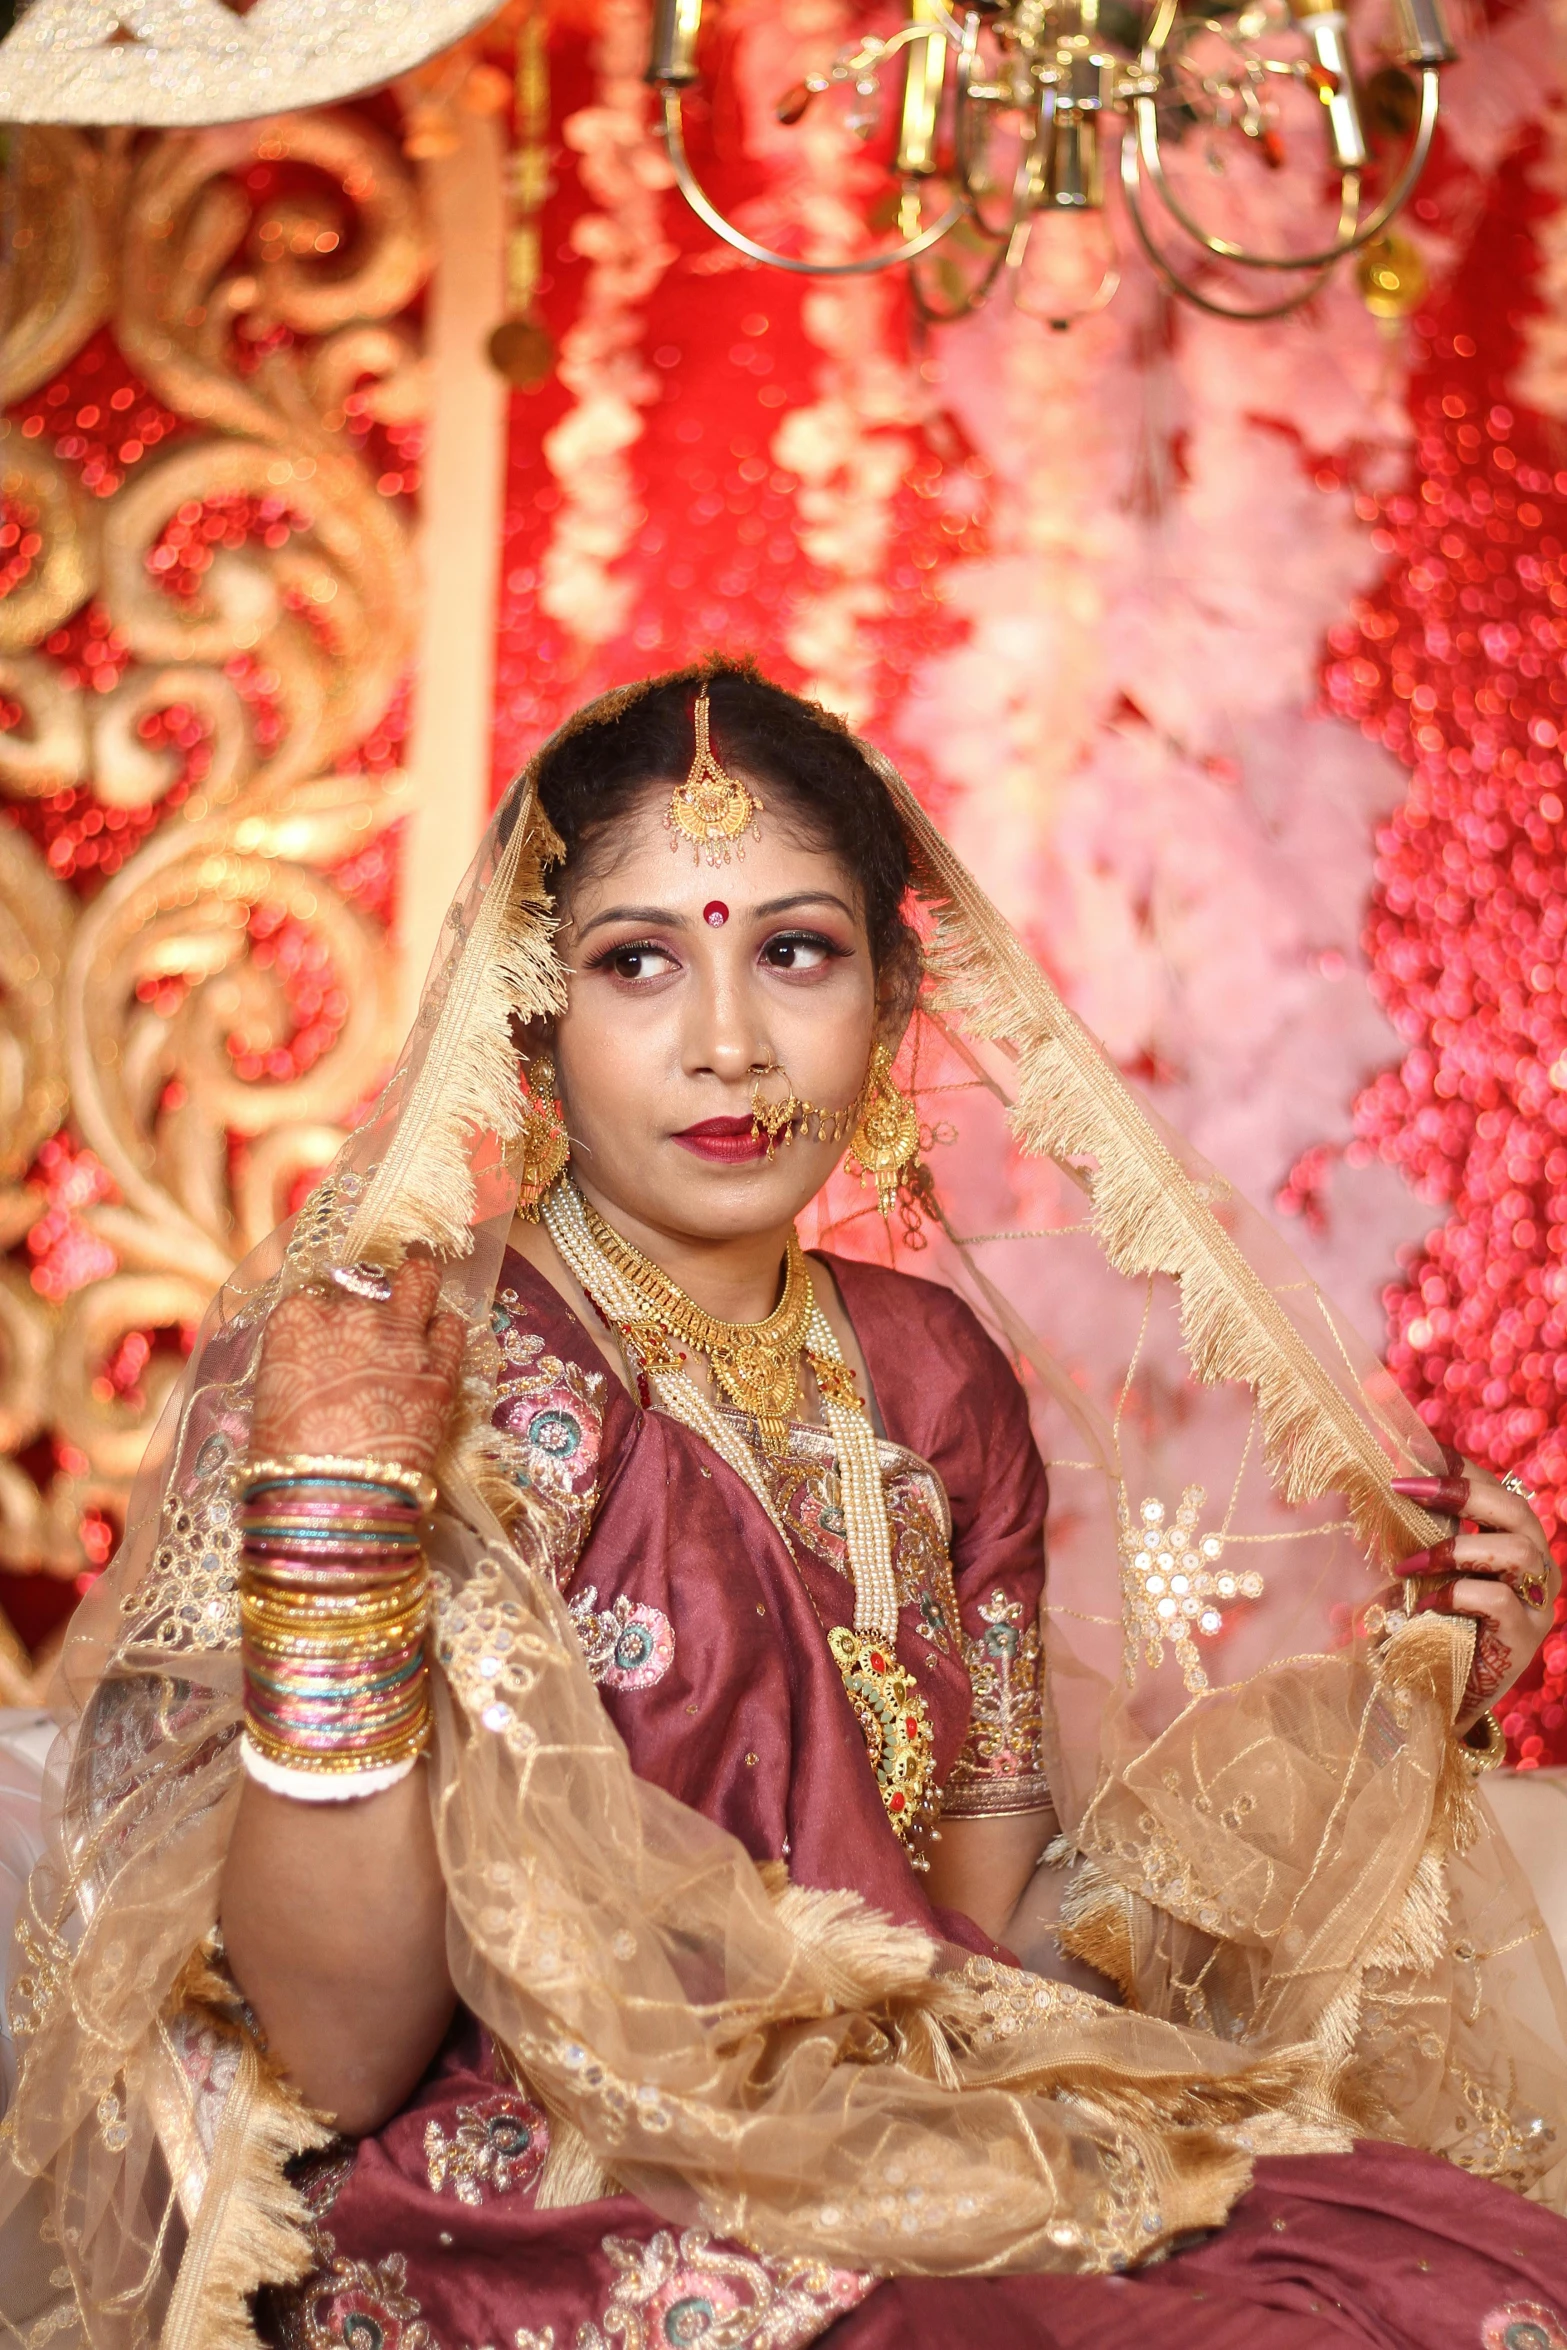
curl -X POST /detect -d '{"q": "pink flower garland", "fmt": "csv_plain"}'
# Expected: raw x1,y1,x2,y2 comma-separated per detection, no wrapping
539,0,675,649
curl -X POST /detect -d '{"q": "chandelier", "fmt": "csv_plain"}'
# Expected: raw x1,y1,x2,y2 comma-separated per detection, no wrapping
646,0,1455,325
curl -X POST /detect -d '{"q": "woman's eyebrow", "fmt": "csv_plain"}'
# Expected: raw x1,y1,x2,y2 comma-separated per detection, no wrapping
575,904,690,940
754,892,857,920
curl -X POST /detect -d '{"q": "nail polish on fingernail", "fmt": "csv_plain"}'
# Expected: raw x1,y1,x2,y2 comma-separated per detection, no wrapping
1414,1586,1456,1614
1389,1475,1469,1511
1439,1442,1466,1476
1400,1539,1458,1576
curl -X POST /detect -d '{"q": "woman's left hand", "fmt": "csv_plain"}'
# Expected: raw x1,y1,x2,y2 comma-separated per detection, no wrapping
1390,1459,1560,1732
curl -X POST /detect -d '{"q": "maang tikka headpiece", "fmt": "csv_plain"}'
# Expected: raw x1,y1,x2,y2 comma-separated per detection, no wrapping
666,682,764,866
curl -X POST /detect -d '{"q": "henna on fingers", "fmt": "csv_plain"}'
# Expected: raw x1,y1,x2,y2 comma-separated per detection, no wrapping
1463,1625,1511,1714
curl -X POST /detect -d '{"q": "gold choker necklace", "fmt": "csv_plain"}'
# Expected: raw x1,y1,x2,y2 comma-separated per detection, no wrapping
577,1194,811,1456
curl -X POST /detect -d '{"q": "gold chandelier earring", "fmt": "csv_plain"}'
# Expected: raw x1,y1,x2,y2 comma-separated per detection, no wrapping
847,1043,921,1217
516,1053,570,1217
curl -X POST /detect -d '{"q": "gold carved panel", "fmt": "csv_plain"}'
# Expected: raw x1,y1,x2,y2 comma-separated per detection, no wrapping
0,116,428,1691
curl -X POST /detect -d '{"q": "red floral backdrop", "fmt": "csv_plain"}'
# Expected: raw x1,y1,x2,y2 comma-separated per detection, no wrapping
1327,122,1567,1763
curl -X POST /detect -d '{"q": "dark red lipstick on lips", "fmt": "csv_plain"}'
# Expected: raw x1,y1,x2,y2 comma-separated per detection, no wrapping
672,1116,769,1165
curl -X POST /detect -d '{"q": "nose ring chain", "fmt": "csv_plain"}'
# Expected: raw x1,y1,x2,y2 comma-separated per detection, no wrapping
749,1061,857,1157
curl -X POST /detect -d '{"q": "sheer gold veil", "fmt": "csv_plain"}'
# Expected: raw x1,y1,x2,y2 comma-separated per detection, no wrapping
3,668,1564,2350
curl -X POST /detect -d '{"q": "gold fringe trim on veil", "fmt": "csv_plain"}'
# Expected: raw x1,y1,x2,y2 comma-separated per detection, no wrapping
343,781,567,1263
154,1961,334,2350
158,2050,331,2350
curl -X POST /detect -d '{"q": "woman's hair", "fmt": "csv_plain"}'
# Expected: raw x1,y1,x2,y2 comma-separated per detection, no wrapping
533,662,915,972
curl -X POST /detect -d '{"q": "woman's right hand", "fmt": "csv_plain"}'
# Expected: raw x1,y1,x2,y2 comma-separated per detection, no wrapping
250,1256,467,1474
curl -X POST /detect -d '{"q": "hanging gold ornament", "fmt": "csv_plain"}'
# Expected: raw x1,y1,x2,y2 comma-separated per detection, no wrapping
1357,231,1428,321
749,1067,800,1158
666,684,764,865
827,1627,937,1844
516,1055,570,1214
749,1065,858,1156
847,1044,921,1217
487,1,557,390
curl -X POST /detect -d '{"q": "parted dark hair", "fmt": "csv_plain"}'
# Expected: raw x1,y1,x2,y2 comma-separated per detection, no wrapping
532,661,915,972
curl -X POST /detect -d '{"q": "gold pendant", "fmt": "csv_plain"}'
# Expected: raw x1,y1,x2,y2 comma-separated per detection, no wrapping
716,1337,800,1456
827,1625,936,1850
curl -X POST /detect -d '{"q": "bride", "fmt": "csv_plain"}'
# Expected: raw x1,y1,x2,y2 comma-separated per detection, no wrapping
3,663,1565,2350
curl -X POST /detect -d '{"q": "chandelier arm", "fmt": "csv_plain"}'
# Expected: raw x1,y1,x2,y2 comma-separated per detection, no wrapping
1142,0,1183,60
1119,132,1336,320
657,91,970,276
950,11,1018,236
1131,65,1438,271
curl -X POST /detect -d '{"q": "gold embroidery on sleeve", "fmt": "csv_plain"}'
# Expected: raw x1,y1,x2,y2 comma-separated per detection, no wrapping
944,1588,1052,1818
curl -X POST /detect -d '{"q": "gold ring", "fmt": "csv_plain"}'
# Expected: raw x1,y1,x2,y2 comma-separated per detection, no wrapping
1501,1471,1538,1503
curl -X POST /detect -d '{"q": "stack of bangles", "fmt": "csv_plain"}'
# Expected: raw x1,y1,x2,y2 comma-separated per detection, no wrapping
235,1452,438,1802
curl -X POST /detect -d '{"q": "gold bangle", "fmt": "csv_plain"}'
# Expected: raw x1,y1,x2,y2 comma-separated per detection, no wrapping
240,1560,425,1597
237,1454,437,1513
1459,1708,1507,1774
241,1626,429,1659
241,1566,427,1610
242,1714,432,1774
241,1561,425,1594
241,1616,427,1650
246,1596,424,1636
241,1619,429,1661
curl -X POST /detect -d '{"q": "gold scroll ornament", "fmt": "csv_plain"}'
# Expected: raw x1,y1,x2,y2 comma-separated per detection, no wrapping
0,116,430,1691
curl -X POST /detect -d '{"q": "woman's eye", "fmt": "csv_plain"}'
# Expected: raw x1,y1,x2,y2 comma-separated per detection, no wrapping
762,932,838,972
600,942,677,982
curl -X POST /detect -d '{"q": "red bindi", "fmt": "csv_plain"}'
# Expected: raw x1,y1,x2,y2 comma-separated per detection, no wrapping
703,900,729,927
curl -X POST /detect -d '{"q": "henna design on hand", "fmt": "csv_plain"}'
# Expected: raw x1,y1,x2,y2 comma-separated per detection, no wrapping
251,1261,466,1473
1462,1625,1511,1716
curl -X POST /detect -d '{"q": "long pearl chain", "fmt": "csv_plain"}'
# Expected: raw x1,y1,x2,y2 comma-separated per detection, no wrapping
542,1184,900,1647
803,1303,899,1647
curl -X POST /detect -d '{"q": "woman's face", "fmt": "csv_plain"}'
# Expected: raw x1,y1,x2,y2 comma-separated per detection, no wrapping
547,783,891,1243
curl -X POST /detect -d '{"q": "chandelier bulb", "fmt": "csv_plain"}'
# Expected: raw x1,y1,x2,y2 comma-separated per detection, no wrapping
1011,207,1118,327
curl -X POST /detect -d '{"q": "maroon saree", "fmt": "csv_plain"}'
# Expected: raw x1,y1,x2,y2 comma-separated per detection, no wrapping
261,1254,1567,2350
